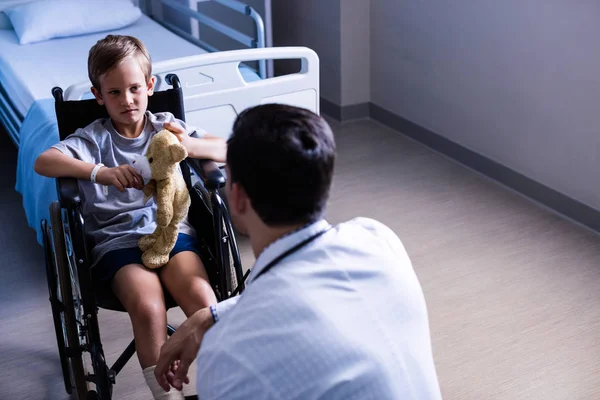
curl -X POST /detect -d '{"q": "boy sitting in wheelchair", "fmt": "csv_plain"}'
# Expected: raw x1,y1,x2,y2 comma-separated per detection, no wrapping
35,34,224,400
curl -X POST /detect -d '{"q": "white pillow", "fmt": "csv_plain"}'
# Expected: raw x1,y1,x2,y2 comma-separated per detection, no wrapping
0,0,36,30
4,0,143,44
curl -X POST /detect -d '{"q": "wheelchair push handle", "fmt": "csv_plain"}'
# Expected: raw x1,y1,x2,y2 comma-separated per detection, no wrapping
52,86,64,102
165,74,181,89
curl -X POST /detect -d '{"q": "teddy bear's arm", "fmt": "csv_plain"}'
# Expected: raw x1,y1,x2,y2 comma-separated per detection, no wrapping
155,180,176,227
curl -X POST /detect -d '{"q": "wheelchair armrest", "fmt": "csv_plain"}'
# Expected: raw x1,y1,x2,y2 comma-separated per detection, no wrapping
186,158,226,190
56,177,81,208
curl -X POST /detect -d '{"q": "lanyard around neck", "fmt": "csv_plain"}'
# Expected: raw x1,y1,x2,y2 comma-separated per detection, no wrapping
251,226,333,283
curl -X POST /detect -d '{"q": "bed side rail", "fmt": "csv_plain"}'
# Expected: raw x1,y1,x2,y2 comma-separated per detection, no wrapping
143,0,267,78
64,46,319,141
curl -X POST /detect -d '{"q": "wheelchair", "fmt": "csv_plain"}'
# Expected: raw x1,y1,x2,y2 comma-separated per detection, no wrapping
42,74,245,399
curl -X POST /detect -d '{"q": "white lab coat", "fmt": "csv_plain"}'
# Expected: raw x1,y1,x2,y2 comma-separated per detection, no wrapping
196,217,443,400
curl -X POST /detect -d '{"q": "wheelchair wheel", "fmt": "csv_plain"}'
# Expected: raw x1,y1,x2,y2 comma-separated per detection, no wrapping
191,180,245,299
216,196,245,299
222,217,239,296
50,201,88,399
43,218,72,394
86,390,101,400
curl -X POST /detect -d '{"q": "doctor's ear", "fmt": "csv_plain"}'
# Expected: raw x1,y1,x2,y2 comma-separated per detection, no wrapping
229,181,249,215
91,86,104,105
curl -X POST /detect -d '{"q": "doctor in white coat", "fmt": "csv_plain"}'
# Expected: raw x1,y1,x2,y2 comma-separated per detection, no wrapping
155,103,443,400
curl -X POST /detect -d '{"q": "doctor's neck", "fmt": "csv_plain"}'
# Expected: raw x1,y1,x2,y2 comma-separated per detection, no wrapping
249,221,308,259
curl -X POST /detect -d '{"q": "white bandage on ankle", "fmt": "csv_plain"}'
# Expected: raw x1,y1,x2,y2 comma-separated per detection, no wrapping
142,365,185,400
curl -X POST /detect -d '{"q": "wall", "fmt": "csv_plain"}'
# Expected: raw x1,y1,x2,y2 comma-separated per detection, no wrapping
271,0,341,105
370,0,600,214
340,0,370,108
153,0,600,224
271,0,370,116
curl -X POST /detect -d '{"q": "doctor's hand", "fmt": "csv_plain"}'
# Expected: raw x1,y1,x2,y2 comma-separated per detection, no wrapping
155,307,215,392
95,165,144,192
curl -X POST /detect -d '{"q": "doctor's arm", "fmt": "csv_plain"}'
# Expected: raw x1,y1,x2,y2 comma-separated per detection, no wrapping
196,347,269,400
154,297,240,391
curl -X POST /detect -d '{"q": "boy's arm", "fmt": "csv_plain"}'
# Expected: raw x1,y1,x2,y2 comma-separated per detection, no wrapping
163,121,227,162
34,148,97,179
184,136,227,162
35,148,144,192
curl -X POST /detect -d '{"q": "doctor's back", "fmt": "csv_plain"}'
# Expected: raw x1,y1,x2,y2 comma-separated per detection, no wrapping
197,215,443,400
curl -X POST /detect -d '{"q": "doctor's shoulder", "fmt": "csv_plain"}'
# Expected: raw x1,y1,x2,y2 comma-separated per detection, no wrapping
343,217,408,253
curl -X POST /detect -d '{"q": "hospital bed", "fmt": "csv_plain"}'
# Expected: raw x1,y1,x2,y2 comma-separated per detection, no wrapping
0,0,320,244
0,0,269,143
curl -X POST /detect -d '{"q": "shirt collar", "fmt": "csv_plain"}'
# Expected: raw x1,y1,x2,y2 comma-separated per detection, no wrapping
105,112,151,148
247,218,331,284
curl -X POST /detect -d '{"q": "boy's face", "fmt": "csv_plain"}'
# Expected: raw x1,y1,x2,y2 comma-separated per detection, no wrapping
91,58,155,133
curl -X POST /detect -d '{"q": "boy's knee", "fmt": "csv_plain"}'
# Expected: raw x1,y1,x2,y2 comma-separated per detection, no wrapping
188,275,213,293
128,297,166,323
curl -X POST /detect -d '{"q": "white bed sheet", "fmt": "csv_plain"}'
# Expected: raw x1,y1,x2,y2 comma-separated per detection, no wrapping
0,14,211,117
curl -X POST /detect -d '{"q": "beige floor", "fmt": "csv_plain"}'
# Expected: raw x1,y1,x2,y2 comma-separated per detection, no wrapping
1,118,599,399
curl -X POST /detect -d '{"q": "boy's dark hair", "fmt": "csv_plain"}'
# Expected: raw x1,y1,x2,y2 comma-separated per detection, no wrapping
88,35,152,90
227,104,336,226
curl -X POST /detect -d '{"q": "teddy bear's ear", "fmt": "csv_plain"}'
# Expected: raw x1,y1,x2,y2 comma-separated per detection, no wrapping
169,143,188,163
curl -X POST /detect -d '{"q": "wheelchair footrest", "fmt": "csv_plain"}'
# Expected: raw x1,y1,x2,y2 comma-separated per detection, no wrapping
85,371,115,384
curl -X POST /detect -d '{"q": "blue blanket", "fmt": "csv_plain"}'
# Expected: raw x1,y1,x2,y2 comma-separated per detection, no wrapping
15,99,60,245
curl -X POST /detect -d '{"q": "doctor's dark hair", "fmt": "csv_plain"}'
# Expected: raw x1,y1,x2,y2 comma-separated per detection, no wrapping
227,104,336,226
88,35,152,90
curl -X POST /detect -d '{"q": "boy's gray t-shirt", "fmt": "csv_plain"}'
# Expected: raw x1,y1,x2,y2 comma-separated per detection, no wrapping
51,111,206,268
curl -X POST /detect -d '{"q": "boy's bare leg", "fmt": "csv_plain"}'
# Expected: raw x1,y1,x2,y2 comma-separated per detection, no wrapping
112,263,168,368
160,251,217,317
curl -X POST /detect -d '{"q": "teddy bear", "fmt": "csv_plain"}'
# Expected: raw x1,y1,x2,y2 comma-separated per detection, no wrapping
132,129,191,269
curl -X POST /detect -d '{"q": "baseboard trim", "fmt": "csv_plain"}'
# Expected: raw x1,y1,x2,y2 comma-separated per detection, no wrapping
341,103,370,121
321,97,600,234
320,98,370,122
320,98,341,121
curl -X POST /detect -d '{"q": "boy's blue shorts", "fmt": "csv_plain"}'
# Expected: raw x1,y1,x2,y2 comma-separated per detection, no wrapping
92,233,201,284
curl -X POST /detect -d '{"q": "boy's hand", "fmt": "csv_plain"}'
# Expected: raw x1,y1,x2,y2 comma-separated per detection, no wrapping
163,121,226,162
164,121,191,148
95,165,144,192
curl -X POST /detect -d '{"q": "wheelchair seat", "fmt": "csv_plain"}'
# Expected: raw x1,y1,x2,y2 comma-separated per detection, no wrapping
42,74,244,400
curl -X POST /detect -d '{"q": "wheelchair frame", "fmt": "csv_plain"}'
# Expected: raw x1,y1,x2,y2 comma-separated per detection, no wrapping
42,74,245,400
